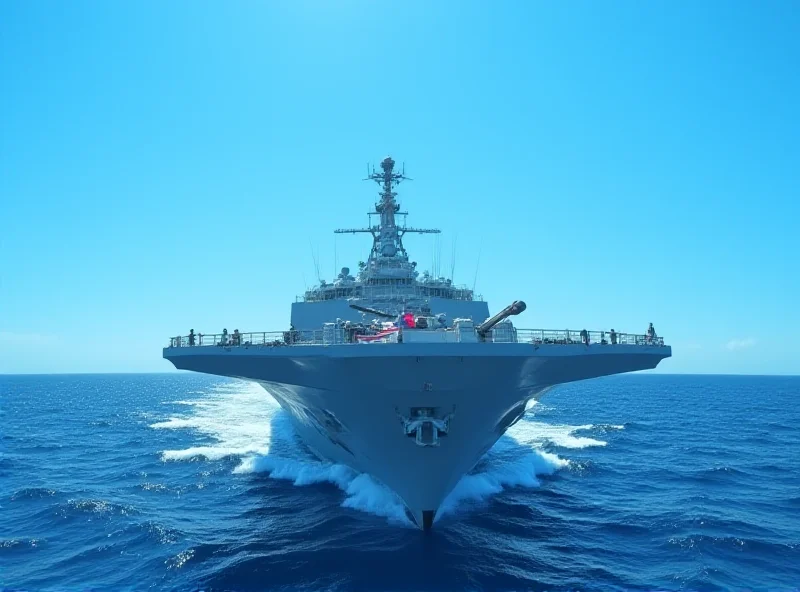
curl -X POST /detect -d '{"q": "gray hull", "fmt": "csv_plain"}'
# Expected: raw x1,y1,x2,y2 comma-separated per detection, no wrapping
257,378,552,528
165,342,670,527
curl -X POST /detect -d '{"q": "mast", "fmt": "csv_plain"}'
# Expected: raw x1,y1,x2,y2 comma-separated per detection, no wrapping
334,156,439,264
371,155,405,233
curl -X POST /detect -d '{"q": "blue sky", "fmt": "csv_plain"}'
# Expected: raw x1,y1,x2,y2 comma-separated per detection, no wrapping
1,1,798,374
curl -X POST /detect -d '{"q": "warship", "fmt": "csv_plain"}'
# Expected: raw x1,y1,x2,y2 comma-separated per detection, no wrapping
163,156,671,530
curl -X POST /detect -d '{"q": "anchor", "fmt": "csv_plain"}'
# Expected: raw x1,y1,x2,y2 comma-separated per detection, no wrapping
395,406,455,446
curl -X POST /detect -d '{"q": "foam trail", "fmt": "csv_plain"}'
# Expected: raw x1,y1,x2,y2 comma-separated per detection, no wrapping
235,455,411,525
234,400,413,525
153,380,619,525
152,380,276,461
439,448,568,519
153,380,412,525
434,407,623,520
510,421,607,449
163,445,265,461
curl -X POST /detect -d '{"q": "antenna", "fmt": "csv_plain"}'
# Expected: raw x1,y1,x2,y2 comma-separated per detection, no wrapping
334,235,338,277
437,235,442,277
431,235,438,278
450,234,458,281
431,237,439,277
437,235,440,277
472,242,482,293
309,241,321,283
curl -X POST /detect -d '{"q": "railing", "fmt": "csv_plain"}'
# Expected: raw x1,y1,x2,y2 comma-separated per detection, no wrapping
511,329,665,347
168,330,327,348
297,283,482,303
166,328,666,348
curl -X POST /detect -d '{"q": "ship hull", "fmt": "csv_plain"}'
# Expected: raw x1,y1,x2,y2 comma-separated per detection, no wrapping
256,378,553,528
164,342,670,528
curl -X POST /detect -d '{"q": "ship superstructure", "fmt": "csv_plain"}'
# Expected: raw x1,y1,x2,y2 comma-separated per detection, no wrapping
163,156,671,530
290,157,489,330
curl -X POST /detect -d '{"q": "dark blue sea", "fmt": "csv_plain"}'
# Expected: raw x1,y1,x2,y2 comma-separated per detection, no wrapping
2,374,799,592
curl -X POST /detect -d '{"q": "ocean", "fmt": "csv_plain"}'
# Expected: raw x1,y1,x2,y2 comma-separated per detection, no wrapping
1,374,799,592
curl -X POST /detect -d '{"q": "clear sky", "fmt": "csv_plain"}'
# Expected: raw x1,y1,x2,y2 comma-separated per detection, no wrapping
1,1,798,374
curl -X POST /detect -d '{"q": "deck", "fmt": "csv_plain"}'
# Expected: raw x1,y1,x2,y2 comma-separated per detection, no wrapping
166,328,666,349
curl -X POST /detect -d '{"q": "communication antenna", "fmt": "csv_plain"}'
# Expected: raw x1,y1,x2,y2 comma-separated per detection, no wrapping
309,241,321,284
450,234,458,282
430,239,434,278
431,235,439,278
472,242,482,293
438,236,443,277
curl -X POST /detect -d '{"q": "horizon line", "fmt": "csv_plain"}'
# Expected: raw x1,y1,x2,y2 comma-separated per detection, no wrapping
1,371,798,378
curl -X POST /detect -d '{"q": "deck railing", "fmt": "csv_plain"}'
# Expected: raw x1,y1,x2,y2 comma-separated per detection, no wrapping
297,283,482,303
511,329,664,347
168,330,325,348
166,328,665,348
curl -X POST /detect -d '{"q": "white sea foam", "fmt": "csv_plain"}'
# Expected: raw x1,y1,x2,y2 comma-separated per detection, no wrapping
508,405,626,449
152,381,275,461
153,381,619,524
235,455,411,524
509,420,608,449
438,448,568,519
150,417,200,430
162,445,265,461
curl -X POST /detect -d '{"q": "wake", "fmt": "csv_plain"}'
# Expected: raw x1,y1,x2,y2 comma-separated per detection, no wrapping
152,380,617,525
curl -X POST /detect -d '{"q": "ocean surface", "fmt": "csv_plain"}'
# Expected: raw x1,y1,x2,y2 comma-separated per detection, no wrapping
1,374,799,592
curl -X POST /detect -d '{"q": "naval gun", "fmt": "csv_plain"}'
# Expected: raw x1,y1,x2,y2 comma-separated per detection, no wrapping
475,300,527,340
348,303,397,319
348,302,443,330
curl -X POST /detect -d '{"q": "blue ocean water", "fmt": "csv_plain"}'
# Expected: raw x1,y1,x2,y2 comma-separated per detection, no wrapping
1,374,799,592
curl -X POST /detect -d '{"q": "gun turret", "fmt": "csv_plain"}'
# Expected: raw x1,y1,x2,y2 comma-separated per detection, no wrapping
349,303,397,319
475,300,527,339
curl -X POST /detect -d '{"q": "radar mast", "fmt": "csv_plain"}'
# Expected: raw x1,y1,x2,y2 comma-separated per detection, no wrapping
335,156,440,277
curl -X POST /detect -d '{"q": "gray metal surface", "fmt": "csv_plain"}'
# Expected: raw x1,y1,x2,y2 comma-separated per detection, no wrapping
164,343,670,526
